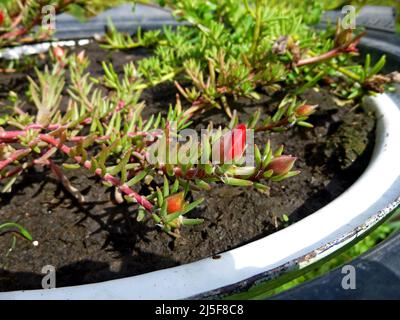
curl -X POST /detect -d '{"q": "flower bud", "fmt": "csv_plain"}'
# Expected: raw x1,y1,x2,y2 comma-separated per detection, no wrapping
266,155,296,176
335,28,353,48
0,10,5,26
53,46,65,62
166,192,185,214
77,50,86,64
295,104,317,117
213,124,246,164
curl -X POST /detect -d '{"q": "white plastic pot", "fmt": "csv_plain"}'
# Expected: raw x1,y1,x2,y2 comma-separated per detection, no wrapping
1,93,399,300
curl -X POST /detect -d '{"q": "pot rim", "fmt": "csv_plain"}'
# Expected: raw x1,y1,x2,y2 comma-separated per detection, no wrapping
1,93,399,300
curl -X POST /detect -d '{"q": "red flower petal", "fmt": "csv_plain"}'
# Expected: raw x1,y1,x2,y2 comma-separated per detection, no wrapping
214,124,247,163
166,192,185,214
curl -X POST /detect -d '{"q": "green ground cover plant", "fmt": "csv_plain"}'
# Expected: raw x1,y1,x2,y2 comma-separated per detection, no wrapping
0,1,397,245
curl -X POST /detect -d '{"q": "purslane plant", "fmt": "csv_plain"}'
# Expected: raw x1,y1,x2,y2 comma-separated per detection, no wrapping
99,0,395,118
0,49,304,237
0,1,397,238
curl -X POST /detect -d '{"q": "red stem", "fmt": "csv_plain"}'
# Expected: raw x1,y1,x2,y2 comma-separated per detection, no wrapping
0,148,31,171
0,117,92,143
296,33,365,68
255,118,289,132
296,48,341,67
38,134,154,211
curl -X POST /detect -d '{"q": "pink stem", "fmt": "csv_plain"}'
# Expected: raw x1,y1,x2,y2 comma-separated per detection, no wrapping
0,131,26,142
296,33,364,67
296,48,341,67
69,135,110,142
0,148,31,171
0,166,24,180
39,134,153,212
0,118,93,143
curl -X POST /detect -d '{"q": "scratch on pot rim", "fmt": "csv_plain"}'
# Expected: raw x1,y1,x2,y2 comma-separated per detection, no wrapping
0,39,91,60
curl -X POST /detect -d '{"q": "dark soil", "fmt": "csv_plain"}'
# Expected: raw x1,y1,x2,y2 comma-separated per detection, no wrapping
0,43,376,291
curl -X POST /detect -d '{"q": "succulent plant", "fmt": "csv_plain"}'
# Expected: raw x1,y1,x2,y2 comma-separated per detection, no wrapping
0,0,396,237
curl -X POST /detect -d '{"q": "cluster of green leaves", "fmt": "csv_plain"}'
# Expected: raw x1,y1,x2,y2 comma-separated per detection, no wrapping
100,0,391,120
0,49,302,236
0,0,395,237
101,20,162,50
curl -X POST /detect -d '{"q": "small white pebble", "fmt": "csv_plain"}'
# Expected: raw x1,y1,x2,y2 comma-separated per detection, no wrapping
32,241,39,246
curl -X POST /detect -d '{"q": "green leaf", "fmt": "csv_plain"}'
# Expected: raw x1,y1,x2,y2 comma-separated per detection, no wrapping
0,222,33,242
126,169,149,187
164,210,182,223
152,213,161,223
221,177,253,187
120,150,132,184
2,176,17,193
274,145,284,157
195,179,211,190
156,187,164,207
271,170,301,182
205,163,214,175
181,218,204,226
171,179,180,194
297,121,313,128
160,198,168,217
368,55,386,78
163,175,170,197
254,145,262,166
263,169,274,178
137,208,146,222
180,197,204,215
254,183,270,192
62,163,81,170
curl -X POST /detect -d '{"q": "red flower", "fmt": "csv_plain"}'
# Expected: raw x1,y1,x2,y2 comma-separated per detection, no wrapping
0,11,4,26
214,124,247,163
166,192,185,214
266,155,296,176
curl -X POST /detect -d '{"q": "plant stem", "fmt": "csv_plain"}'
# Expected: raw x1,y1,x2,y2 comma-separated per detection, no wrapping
296,48,342,67
39,134,154,212
0,148,31,171
243,0,255,18
296,32,365,67
255,118,289,132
